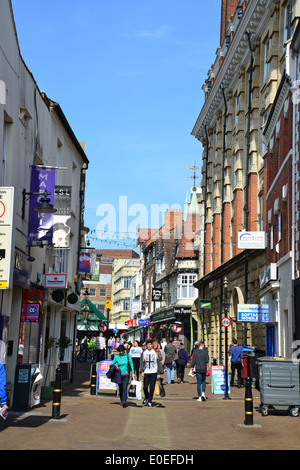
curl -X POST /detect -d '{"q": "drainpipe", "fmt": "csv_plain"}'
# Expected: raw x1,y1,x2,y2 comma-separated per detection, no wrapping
221,87,227,266
201,126,210,341
76,163,89,294
243,31,254,347
219,88,227,362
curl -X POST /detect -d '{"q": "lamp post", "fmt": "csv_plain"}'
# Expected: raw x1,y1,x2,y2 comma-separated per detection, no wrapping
22,189,57,219
223,277,231,400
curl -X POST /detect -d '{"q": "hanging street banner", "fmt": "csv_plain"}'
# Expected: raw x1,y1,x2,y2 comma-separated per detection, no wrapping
28,166,56,246
0,187,14,289
79,253,91,273
53,186,71,247
238,304,269,322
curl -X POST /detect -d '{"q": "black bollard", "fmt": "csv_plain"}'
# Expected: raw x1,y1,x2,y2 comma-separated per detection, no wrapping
52,367,62,419
90,362,97,395
244,376,254,425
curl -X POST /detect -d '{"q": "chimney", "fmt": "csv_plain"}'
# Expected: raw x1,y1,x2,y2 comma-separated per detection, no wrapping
220,0,239,45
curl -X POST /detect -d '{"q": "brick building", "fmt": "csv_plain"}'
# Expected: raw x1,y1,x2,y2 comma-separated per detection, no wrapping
192,0,298,361
134,198,202,350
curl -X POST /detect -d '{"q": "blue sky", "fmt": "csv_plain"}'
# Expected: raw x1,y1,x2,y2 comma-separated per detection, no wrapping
12,0,221,249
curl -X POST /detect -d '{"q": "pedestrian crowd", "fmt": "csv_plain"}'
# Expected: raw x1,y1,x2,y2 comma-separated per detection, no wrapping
105,336,208,408
0,335,246,419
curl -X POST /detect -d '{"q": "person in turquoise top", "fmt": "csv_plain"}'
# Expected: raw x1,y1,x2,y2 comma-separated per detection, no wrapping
111,345,135,407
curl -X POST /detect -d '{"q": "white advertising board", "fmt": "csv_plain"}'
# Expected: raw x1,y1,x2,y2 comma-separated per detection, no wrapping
238,231,266,249
0,187,14,289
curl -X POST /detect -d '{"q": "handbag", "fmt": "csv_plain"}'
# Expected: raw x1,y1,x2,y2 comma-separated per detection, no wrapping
154,380,160,396
126,352,131,373
128,380,142,400
159,377,166,398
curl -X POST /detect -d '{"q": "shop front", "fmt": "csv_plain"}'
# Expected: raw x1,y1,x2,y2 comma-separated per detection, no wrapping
12,285,44,410
150,306,193,351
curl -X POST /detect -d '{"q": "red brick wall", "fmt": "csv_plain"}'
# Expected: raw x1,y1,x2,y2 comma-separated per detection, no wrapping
220,0,240,45
212,213,221,269
204,222,212,275
264,94,293,265
233,189,243,257
223,202,231,263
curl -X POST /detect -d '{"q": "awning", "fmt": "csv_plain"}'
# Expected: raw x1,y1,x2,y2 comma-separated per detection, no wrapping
80,298,108,323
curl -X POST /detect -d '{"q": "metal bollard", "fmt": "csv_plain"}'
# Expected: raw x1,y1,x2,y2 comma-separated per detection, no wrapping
52,367,62,419
90,362,97,395
244,376,254,425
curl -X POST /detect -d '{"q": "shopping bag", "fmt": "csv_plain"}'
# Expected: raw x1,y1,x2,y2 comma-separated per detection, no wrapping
154,379,160,396
188,368,195,377
159,378,166,398
206,364,210,377
128,380,142,400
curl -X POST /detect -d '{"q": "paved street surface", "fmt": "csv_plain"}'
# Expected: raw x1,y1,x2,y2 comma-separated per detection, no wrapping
1,361,300,454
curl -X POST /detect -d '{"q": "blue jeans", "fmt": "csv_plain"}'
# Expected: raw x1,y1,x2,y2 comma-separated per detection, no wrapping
166,361,176,383
195,371,206,396
119,374,130,403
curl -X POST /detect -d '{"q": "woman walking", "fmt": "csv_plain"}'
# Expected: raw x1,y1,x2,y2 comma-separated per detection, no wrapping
111,345,135,407
176,343,189,383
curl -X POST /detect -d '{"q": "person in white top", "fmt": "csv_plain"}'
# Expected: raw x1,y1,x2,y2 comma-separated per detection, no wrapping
161,338,167,350
140,340,163,407
95,333,106,362
130,340,143,380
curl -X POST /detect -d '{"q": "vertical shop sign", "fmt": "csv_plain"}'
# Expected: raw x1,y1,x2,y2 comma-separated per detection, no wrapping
53,186,71,247
28,166,56,246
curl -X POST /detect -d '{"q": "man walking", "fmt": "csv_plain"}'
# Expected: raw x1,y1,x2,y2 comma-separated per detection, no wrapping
164,338,177,384
95,332,106,362
228,338,243,388
192,341,209,401
140,339,163,407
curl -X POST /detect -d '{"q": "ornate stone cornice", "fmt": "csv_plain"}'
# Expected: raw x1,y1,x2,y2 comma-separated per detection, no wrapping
191,0,271,141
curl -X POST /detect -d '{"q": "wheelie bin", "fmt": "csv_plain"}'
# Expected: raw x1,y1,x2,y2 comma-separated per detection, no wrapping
257,357,300,417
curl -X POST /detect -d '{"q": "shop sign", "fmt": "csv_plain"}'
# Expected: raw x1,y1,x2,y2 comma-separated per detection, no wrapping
45,273,67,289
238,231,266,249
26,303,39,322
13,248,32,289
259,263,277,288
152,288,162,301
211,366,230,395
238,304,269,322
174,307,191,314
200,299,212,309
97,360,117,392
